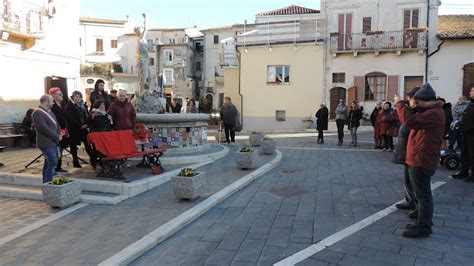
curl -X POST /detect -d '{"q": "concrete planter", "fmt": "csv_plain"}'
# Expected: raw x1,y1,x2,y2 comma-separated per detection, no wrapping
261,140,276,155
42,181,81,208
302,120,313,129
236,151,256,169
249,132,264,146
171,172,207,201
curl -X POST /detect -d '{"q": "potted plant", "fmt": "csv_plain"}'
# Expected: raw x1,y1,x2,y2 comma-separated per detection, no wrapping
249,131,263,146
171,168,206,201
302,117,313,129
236,147,256,169
42,176,81,208
261,136,276,155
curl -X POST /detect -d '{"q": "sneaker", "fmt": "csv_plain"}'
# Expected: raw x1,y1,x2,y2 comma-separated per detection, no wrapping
396,203,415,210
402,227,432,238
408,210,418,219
404,223,432,234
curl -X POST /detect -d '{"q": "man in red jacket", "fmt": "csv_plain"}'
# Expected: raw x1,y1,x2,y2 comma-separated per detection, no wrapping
108,90,136,130
395,83,445,238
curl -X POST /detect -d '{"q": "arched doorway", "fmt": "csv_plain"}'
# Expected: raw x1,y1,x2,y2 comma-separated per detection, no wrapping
205,94,213,113
329,87,346,119
463,63,474,97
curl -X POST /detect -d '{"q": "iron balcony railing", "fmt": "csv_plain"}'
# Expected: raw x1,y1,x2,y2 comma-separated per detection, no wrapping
329,30,427,53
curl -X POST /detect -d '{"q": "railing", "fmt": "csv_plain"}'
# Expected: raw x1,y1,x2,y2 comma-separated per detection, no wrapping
236,19,321,46
330,30,427,53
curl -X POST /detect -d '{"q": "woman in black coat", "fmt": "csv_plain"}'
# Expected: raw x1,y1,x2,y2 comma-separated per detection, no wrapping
89,79,111,110
315,104,329,144
347,101,363,147
65,91,92,168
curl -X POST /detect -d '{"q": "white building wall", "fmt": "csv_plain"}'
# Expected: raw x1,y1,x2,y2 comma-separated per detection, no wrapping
428,40,474,103
0,0,80,123
255,13,319,24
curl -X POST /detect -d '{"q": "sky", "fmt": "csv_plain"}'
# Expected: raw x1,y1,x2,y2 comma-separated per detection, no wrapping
80,0,474,29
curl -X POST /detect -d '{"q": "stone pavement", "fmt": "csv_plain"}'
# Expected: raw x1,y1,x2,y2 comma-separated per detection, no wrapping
0,145,274,265
0,198,59,239
132,132,466,266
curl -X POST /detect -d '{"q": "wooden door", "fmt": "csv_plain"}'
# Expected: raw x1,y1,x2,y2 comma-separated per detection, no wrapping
348,86,356,105
330,87,346,119
463,63,474,97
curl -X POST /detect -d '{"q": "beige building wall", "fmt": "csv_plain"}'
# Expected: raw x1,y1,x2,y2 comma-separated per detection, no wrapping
223,66,241,113
238,43,324,132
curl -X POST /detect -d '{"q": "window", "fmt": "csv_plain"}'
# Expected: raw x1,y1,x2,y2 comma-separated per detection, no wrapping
196,62,201,71
332,73,346,83
404,76,423,98
147,39,154,51
150,58,155,66
365,73,387,101
169,39,175,44
79,37,82,46
213,35,219,44
403,9,419,29
96,38,103,52
267,66,290,84
276,110,286,121
163,69,174,86
110,39,118,49
164,50,173,66
362,17,372,33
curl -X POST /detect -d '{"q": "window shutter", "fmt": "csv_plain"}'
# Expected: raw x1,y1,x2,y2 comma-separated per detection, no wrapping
412,9,419,28
338,14,344,50
403,10,411,29
388,75,399,100
354,76,365,100
362,17,372,33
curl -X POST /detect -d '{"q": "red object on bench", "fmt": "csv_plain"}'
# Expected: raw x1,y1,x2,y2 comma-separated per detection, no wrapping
88,130,166,179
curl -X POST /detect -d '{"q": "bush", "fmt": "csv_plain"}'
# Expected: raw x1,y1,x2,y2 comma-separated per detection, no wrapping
178,168,199,177
51,176,72,185
240,147,254,153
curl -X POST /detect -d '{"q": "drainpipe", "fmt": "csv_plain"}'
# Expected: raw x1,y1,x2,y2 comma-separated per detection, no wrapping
425,0,430,83
238,21,245,128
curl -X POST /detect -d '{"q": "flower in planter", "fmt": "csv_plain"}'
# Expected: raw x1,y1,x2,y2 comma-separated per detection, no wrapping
240,147,254,153
51,176,71,185
178,168,199,177
263,136,273,141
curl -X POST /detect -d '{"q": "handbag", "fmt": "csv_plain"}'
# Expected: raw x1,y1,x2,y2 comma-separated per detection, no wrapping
233,113,242,132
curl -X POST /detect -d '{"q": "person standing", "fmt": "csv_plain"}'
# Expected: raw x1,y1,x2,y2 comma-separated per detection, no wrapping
370,101,383,149
452,87,474,182
90,79,111,110
108,90,136,130
109,89,118,103
380,102,396,152
393,87,420,212
335,99,348,146
395,83,445,238
89,100,113,132
49,87,68,173
450,95,469,150
21,109,36,147
65,91,92,168
347,101,362,147
187,99,198,113
315,104,329,144
32,95,61,183
220,97,238,145
168,98,182,113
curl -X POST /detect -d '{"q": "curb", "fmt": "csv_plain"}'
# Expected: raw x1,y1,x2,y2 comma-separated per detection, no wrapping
99,150,283,266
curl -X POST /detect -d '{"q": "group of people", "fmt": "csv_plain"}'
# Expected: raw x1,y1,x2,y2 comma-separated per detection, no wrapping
315,99,364,147
314,84,474,238
166,97,198,114
32,79,137,183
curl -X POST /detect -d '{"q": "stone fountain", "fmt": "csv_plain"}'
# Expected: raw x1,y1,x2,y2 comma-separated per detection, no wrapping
133,13,210,154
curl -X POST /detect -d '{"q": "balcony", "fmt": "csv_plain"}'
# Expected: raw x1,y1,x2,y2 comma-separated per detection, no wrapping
329,29,427,55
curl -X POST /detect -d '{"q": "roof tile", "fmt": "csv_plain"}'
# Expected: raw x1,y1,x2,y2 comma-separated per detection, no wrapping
437,15,474,40
257,5,319,16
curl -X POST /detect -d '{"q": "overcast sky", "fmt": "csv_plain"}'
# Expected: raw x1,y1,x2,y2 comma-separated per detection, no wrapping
80,0,474,29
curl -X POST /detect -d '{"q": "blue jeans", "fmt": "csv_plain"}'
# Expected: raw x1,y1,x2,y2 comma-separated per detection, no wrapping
40,146,58,183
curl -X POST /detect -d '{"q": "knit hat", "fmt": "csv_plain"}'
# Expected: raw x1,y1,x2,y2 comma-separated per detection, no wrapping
414,83,436,101
48,87,61,95
406,87,420,97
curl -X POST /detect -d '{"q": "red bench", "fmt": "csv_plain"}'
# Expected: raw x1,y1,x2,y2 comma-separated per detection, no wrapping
88,130,166,180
